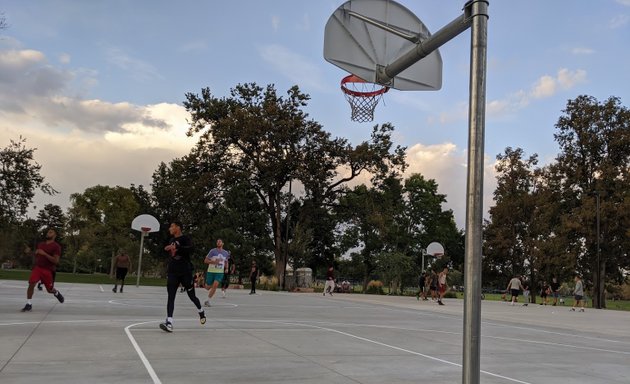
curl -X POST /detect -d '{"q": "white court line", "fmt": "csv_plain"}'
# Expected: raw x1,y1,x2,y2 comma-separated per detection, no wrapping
125,321,162,384
483,320,627,345
276,320,533,384
108,300,238,308
291,320,630,356
125,318,532,384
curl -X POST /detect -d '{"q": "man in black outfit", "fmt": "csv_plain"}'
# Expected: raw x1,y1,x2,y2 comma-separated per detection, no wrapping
160,221,206,333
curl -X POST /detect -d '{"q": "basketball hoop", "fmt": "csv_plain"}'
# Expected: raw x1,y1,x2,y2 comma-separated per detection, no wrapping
140,227,151,233
341,74,388,123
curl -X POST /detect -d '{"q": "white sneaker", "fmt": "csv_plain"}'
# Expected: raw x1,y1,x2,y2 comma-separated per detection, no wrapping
159,321,173,333
204,300,211,307
221,291,226,298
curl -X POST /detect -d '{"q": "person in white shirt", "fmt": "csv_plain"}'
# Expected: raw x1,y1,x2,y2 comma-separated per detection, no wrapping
203,239,230,307
506,276,523,306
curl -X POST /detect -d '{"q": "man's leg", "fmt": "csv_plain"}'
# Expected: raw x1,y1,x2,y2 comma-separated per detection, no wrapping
160,275,178,332
208,281,219,299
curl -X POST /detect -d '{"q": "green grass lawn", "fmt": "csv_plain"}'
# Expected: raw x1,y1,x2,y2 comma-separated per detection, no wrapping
0,269,166,287
454,292,630,311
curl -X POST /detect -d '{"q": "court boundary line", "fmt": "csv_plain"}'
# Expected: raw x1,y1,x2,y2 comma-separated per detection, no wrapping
124,321,162,384
125,318,533,384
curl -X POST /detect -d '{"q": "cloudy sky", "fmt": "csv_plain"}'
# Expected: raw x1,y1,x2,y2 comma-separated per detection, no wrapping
1,0,629,228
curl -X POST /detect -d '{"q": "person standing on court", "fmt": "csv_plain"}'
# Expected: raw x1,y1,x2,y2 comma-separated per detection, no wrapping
571,275,585,312
437,267,448,305
416,272,426,301
221,251,235,298
203,238,230,306
112,251,132,293
249,260,259,294
550,276,561,306
21,228,65,312
429,270,438,301
324,266,335,296
506,275,524,306
160,221,206,332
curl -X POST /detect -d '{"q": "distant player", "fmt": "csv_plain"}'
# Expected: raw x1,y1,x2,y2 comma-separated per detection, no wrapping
204,239,230,306
324,266,335,296
21,228,65,312
112,251,132,293
506,275,523,306
571,275,585,312
221,252,235,298
160,221,206,332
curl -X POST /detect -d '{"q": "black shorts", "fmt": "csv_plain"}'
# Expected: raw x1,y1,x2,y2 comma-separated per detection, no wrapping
510,289,520,297
116,267,128,280
221,274,230,288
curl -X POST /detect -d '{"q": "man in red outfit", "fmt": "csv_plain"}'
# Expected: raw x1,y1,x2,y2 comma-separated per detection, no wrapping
21,228,65,312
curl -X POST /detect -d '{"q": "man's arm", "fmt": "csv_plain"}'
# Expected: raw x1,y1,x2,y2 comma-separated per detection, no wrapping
36,249,60,265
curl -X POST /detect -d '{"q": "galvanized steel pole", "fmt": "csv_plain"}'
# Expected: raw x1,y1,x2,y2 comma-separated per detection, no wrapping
462,1,488,384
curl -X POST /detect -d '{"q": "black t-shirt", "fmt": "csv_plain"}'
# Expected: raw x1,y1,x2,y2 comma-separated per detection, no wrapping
419,275,426,286
550,281,560,292
166,235,194,274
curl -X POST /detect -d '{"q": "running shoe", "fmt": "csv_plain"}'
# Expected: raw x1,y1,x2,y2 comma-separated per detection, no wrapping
204,300,211,307
160,321,173,332
37,284,43,291
21,303,32,312
199,311,206,325
112,287,117,293
54,291,65,303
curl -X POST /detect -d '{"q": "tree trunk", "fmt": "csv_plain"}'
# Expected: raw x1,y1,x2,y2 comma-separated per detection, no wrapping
270,196,285,289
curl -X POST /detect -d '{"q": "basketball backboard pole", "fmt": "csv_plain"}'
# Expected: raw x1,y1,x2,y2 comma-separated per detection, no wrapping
377,12,472,85
462,2,488,384
325,2,488,381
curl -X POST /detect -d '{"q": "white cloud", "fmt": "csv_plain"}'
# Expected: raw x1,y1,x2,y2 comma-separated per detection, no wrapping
615,0,630,7
434,68,587,123
271,15,280,31
258,44,328,91
0,44,198,216
336,142,498,228
58,53,71,64
571,47,595,55
556,68,587,90
105,47,162,81
610,14,629,28
531,75,556,99
179,40,207,53
296,13,311,31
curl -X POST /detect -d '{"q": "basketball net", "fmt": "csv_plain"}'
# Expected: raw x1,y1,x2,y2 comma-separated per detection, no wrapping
341,74,388,123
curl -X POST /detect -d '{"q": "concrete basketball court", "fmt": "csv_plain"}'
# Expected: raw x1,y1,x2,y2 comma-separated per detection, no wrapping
1,280,629,384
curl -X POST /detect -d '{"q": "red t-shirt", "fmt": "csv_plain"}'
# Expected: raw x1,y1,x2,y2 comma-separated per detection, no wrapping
35,241,62,271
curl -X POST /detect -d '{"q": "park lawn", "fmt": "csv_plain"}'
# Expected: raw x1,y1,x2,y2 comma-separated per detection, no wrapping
0,269,166,287
454,292,630,311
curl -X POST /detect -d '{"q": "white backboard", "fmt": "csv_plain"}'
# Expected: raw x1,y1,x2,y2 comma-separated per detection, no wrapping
131,214,160,233
324,0,442,91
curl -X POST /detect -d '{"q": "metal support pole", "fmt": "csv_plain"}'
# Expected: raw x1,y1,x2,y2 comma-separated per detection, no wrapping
283,178,292,291
136,231,146,288
595,192,601,309
378,14,472,85
462,2,488,384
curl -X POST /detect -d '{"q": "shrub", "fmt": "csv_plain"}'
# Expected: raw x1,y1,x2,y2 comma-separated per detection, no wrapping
259,275,279,291
443,291,458,299
366,280,384,295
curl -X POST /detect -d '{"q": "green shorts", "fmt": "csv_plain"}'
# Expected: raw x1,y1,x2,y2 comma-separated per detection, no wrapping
206,272,224,286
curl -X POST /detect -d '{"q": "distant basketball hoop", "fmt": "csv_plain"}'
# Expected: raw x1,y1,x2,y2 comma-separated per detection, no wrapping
140,227,151,233
341,74,389,123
